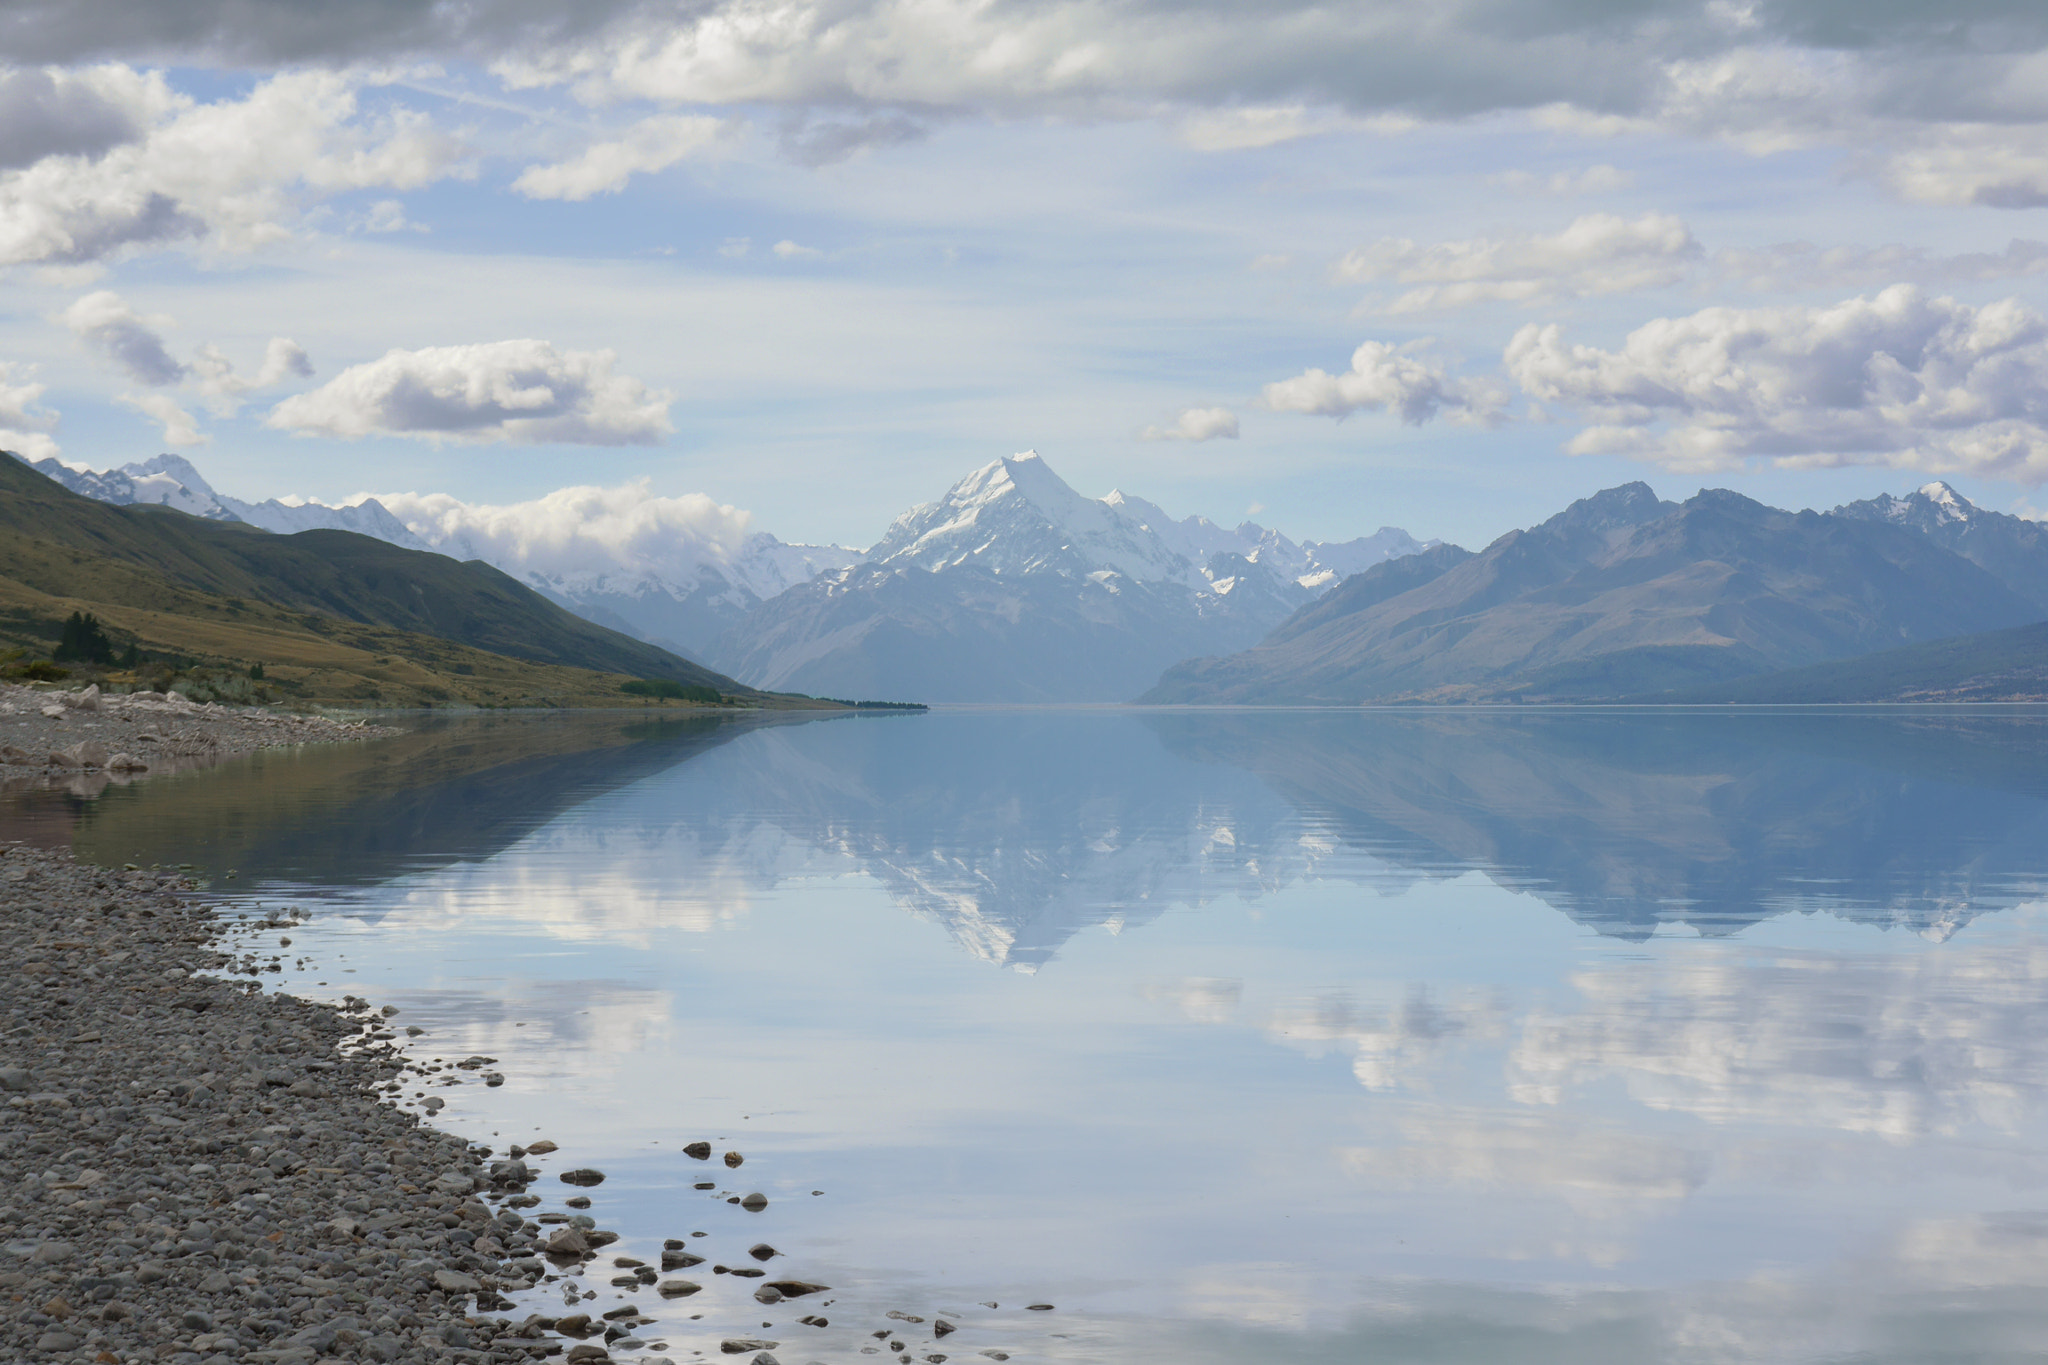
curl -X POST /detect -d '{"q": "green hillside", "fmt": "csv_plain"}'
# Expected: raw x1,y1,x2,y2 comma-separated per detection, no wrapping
0,454,736,688
1640,620,2048,704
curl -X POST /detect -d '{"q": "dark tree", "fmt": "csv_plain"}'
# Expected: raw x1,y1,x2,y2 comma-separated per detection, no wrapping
53,611,115,665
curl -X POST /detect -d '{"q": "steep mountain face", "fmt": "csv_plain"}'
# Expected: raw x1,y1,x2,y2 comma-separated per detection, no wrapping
716,452,1410,701
1146,483,2043,704
1834,481,2048,613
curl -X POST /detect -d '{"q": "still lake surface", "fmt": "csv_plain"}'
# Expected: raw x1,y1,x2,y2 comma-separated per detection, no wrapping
13,706,2048,1364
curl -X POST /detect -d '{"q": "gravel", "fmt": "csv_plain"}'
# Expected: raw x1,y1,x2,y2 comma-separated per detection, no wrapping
0,842,618,1365
0,684,396,790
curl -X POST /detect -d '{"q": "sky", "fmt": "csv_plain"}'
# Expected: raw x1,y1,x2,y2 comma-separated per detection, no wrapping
7,1,2048,552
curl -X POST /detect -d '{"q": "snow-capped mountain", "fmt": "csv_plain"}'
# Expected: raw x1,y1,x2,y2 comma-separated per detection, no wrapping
14,448,1439,695
22,452,435,551
713,451,1431,701
12,451,860,660
1833,480,2048,614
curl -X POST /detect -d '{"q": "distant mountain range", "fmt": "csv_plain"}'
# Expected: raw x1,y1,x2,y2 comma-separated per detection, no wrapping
0,453,761,708
719,452,1433,701
1147,481,2048,704
20,449,1435,702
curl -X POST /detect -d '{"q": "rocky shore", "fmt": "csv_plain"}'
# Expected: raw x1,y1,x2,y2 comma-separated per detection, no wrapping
0,684,396,783
0,844,638,1365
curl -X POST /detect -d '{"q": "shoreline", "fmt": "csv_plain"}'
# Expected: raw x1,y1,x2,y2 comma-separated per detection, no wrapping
0,841,669,1365
0,684,399,789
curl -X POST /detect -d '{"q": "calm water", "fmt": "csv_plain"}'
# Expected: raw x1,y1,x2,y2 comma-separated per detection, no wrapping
14,707,2048,1364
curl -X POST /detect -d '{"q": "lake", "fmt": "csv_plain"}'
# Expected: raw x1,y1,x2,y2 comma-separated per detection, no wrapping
12,706,2048,1365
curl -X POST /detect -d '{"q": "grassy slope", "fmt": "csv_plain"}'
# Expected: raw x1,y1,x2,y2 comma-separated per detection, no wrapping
0,455,739,688
1639,619,2048,704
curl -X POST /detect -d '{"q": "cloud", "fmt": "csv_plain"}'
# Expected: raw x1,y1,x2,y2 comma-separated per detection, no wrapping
360,198,421,233
266,339,672,446
771,239,822,259
512,114,731,200
0,67,468,267
1267,985,1508,1092
61,289,185,385
1260,339,1508,426
1506,284,2048,481
1510,941,2048,1140
62,288,311,422
0,363,60,459
777,110,927,167
372,479,757,585
119,391,205,446
191,336,313,407
0,65,159,170
1141,406,1239,442
1175,105,1398,152
1878,124,2048,209
1712,239,2048,293
1338,212,1701,314
1488,164,1633,196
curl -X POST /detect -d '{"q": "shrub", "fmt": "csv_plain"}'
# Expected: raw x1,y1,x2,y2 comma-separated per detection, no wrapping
53,611,115,665
621,678,723,704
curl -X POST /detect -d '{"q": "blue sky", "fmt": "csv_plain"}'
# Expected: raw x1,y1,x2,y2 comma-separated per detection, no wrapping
7,2,2048,550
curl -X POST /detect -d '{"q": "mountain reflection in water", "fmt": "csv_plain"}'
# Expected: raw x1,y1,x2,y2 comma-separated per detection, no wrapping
14,707,2048,1364
14,707,2048,957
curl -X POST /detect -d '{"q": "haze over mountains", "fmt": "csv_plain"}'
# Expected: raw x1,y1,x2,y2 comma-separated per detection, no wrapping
1149,480,2048,704
21,448,2048,705
18,450,1434,702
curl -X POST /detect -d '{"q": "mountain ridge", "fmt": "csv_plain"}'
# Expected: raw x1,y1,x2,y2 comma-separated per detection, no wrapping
1145,481,2048,705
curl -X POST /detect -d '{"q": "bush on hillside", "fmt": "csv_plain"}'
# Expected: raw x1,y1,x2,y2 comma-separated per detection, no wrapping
621,678,723,704
53,611,115,665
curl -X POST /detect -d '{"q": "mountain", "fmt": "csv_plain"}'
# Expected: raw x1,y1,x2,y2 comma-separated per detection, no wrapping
0,452,753,700
1145,482,2044,704
25,452,437,551
20,452,868,660
1640,619,2048,704
713,451,1428,701
1833,480,2048,613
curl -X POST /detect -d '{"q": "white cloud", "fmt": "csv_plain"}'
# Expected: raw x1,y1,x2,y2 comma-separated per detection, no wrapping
511,114,731,201
1879,124,2048,209
1338,212,1701,315
1141,405,1239,442
718,236,750,257
119,391,205,446
0,363,60,460
1511,940,2048,1140
0,67,469,267
360,198,422,233
61,288,185,385
1260,339,1507,426
1505,284,2048,481
1713,239,2048,293
62,288,311,419
266,339,672,446
1488,164,1634,196
771,238,822,259
1175,105,1401,152
373,479,756,585
190,336,313,410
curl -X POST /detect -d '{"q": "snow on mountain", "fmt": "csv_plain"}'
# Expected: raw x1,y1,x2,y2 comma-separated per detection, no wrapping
714,451,1435,701
15,447,1437,693
871,452,1201,586
1834,480,2048,613
24,452,242,521
19,451,435,550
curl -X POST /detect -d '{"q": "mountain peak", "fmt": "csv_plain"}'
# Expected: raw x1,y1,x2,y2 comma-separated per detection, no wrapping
1916,480,1974,522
